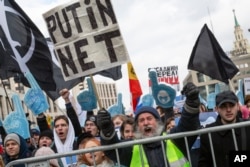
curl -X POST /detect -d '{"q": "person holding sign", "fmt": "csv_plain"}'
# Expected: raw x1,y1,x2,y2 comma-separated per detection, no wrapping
97,82,200,167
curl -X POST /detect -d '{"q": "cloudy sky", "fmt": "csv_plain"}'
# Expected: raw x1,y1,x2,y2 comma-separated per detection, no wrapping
15,0,250,111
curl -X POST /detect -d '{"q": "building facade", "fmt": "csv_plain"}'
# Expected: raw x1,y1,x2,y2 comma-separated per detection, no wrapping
0,77,118,127
0,78,62,126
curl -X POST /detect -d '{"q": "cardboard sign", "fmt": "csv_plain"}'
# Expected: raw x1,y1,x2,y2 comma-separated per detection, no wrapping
148,66,179,85
149,70,176,108
43,0,130,81
244,77,250,95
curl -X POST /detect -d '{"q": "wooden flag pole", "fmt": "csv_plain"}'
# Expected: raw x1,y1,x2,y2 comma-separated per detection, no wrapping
0,79,13,111
90,75,103,109
228,79,236,93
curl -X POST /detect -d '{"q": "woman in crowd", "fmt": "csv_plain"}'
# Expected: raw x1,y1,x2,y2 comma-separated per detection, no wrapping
120,117,135,140
77,132,114,167
34,146,60,167
111,114,127,128
112,114,127,139
31,129,54,155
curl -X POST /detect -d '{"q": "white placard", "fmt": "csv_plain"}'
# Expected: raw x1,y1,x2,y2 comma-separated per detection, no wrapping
244,77,250,95
43,0,130,81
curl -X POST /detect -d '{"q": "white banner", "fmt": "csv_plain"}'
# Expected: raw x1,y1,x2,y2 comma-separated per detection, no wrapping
43,0,130,81
244,77,250,95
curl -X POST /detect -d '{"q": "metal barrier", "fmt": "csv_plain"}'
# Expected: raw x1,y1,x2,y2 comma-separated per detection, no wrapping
5,120,250,167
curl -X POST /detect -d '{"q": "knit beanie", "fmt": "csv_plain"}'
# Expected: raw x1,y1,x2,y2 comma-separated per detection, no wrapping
77,131,93,147
39,129,54,141
85,115,97,127
134,106,160,121
4,133,20,146
31,127,40,135
35,147,59,167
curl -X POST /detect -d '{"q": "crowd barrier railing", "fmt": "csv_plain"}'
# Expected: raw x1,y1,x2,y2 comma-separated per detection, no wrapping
5,120,250,167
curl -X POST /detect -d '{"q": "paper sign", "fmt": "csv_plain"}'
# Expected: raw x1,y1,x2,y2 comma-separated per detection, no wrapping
43,0,130,81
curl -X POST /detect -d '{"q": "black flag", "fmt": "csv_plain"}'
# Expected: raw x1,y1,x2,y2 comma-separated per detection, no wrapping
188,24,239,84
0,0,56,90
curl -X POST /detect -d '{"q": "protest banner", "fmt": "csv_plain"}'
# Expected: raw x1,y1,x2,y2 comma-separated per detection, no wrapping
244,77,250,95
43,0,130,81
148,66,179,89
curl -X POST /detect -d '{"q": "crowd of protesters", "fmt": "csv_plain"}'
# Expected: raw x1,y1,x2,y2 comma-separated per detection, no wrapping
0,82,250,167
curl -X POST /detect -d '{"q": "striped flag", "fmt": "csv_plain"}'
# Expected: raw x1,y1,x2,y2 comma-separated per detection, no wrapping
127,62,142,111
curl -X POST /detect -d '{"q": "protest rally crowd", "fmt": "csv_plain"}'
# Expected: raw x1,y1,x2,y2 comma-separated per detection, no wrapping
1,0,250,167
0,81,250,167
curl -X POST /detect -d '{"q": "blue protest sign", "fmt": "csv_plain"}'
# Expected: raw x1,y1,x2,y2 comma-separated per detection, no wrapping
108,93,124,117
24,72,49,115
77,77,97,111
149,70,176,108
3,94,30,139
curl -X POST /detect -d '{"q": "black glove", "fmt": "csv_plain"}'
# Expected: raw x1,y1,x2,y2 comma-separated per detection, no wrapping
161,107,174,123
181,82,200,108
97,108,114,137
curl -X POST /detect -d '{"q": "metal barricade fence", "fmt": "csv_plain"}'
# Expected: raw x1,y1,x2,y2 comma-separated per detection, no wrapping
5,120,250,167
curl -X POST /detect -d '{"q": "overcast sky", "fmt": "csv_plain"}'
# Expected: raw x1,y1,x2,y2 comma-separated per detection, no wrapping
15,0,250,111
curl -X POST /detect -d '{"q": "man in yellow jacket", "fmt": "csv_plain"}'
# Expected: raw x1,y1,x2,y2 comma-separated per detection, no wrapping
97,82,200,167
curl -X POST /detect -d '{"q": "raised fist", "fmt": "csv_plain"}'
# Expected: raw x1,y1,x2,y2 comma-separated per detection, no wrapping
181,82,200,108
97,108,114,137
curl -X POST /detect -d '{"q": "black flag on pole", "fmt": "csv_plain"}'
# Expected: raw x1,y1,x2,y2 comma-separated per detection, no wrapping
188,24,239,84
0,0,56,90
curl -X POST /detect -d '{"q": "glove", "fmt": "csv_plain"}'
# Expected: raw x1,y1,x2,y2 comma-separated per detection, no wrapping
97,108,114,137
162,107,174,121
181,82,200,108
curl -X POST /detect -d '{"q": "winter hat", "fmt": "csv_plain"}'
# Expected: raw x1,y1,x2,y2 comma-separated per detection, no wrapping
85,115,97,127
134,106,160,121
77,131,94,147
31,128,40,135
4,133,20,146
35,146,59,167
216,91,238,107
39,129,54,141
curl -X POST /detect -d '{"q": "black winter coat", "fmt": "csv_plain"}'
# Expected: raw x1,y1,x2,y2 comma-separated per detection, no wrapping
36,103,82,152
199,116,250,167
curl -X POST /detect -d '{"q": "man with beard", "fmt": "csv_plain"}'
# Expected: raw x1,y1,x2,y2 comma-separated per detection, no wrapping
97,82,200,167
